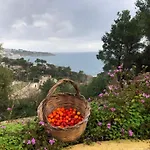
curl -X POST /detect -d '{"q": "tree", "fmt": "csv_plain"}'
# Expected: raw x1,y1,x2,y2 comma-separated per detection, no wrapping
97,10,143,71
136,0,150,41
80,72,110,98
0,66,13,119
40,79,55,97
135,0,150,71
0,44,4,62
35,58,47,65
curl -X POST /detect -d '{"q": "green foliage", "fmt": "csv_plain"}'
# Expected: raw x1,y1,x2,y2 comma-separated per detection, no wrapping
1,68,150,149
2,57,88,83
40,79,56,97
80,72,110,98
11,94,43,120
0,66,13,120
0,44,3,62
136,0,150,41
97,10,143,71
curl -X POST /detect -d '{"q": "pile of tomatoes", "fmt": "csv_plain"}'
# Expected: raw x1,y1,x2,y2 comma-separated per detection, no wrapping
47,107,83,128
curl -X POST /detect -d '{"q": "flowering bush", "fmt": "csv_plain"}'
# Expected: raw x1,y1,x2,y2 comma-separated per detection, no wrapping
0,66,150,149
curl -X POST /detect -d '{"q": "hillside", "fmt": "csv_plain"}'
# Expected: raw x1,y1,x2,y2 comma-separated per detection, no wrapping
3,48,54,59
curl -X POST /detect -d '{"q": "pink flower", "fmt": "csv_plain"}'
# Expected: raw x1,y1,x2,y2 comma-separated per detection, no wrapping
27,140,31,145
110,74,115,77
108,72,111,75
107,123,111,129
44,148,47,150
98,122,102,126
142,93,150,98
104,92,109,96
114,69,120,73
110,107,116,112
140,100,145,103
98,93,103,97
7,107,12,111
118,64,123,69
39,121,45,126
49,139,55,145
103,104,108,109
128,130,133,137
108,85,113,91
1,126,6,129
31,138,36,145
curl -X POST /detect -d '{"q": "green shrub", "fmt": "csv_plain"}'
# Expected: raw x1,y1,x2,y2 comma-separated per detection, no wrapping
0,66,13,120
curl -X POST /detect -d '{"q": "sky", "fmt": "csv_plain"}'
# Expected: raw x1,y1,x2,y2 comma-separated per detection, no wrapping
0,0,137,53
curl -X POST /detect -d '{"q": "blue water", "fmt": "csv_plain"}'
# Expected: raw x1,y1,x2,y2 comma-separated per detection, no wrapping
24,52,104,76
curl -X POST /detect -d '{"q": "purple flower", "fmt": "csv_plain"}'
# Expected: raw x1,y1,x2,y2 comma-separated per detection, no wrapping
27,140,31,145
140,100,145,103
98,93,103,97
128,130,133,137
88,98,91,101
39,121,45,126
107,123,111,129
110,107,116,112
49,139,55,145
98,122,102,126
1,126,6,129
7,107,12,111
31,138,36,145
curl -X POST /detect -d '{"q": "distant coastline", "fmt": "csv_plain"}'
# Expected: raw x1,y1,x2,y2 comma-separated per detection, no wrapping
3,48,55,59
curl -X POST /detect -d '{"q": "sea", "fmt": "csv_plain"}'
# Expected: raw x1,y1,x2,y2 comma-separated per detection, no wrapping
24,52,104,76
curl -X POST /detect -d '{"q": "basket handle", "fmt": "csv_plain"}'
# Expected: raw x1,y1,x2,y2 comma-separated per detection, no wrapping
46,78,80,99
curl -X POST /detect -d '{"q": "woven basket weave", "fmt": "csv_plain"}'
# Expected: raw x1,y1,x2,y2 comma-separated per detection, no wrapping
37,78,91,142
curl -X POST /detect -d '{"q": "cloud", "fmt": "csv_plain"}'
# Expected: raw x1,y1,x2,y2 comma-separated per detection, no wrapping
0,0,136,52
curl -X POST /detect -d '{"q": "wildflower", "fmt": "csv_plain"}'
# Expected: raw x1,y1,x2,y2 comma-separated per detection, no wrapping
27,140,31,145
1,126,6,129
39,121,45,126
108,85,113,91
128,130,133,137
103,104,108,108
114,92,119,96
143,93,150,98
49,139,55,145
140,100,145,103
98,122,102,126
110,74,115,77
114,69,120,73
31,138,36,145
44,148,47,150
104,92,109,96
98,93,103,97
107,123,111,129
88,98,91,101
110,107,116,112
118,64,123,69
7,107,12,111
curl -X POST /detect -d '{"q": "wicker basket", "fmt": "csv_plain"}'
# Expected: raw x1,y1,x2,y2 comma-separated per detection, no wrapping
37,78,91,142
